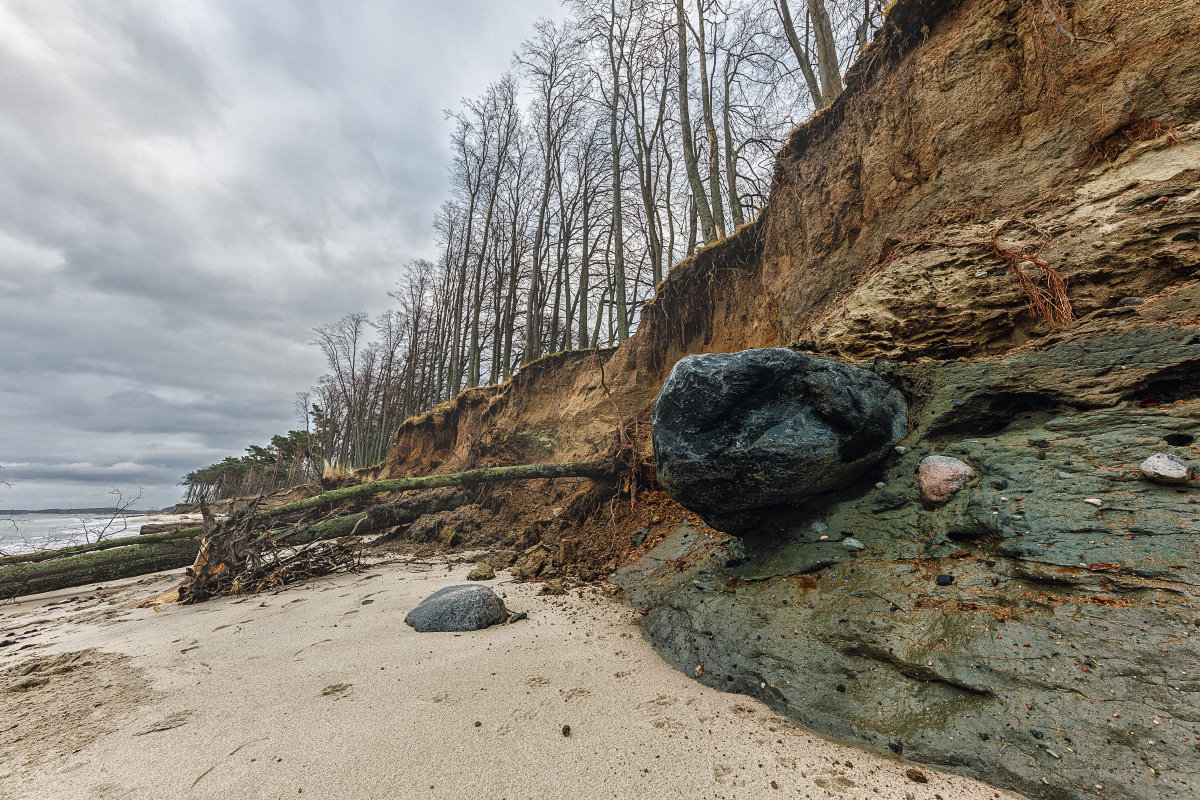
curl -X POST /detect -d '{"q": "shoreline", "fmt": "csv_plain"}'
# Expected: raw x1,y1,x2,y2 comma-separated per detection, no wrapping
1,560,1024,800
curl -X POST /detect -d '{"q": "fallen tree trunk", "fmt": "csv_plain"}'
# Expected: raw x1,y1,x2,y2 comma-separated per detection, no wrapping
0,461,610,599
261,460,612,519
0,527,204,568
0,536,202,599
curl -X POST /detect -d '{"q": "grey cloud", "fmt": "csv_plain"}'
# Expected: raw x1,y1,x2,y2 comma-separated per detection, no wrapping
0,0,561,509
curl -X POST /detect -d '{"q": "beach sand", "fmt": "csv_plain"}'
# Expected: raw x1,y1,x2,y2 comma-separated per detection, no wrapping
0,560,1025,800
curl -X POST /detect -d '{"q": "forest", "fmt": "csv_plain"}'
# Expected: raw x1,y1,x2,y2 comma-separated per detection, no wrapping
180,0,883,502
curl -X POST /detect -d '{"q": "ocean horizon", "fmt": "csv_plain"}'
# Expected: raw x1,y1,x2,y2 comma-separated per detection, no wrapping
0,512,188,555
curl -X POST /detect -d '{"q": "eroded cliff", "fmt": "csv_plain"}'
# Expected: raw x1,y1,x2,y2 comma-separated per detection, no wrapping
380,1,1200,798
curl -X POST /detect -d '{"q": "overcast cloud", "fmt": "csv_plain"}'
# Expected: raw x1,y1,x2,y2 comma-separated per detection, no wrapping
0,0,562,509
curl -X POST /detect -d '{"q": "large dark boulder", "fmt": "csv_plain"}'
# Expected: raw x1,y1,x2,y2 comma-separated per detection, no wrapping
404,584,508,633
651,348,908,533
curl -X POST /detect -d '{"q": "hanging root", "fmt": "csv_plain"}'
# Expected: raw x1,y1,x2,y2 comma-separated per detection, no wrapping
985,220,1074,326
594,351,656,505
1080,115,1180,170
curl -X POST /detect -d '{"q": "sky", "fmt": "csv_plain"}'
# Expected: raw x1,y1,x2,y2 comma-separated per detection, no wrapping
0,0,563,510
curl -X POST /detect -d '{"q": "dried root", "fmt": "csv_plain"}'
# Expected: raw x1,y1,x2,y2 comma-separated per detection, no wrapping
178,500,362,604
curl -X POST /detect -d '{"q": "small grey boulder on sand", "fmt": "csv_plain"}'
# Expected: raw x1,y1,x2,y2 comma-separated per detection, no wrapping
404,584,509,632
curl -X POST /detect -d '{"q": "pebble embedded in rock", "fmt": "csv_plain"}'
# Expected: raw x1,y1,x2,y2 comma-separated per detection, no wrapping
842,537,865,550
905,768,928,783
1117,296,1145,306
1083,498,1103,507
936,574,954,586
1140,452,1195,485
694,664,704,678
919,455,976,506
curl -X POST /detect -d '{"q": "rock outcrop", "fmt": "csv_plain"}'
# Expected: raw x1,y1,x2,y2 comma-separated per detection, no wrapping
652,348,907,532
618,310,1200,800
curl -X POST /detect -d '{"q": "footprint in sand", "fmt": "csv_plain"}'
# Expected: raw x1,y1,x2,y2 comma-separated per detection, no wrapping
558,687,590,701
524,675,551,687
320,683,352,698
637,694,675,709
429,691,457,705
651,716,686,733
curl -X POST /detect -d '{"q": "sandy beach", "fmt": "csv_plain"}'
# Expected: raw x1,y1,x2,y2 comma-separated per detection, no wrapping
1,560,1025,800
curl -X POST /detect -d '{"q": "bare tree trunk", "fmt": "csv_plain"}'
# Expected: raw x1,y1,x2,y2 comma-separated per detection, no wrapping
722,69,745,228
776,0,824,108
676,0,716,245
694,0,726,239
606,3,630,343
809,0,842,104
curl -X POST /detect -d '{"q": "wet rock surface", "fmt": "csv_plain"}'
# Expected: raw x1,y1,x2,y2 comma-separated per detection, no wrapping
617,318,1200,800
404,584,509,633
652,348,907,533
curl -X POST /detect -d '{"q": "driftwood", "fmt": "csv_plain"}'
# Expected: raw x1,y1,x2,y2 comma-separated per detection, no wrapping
0,460,611,599
176,501,363,604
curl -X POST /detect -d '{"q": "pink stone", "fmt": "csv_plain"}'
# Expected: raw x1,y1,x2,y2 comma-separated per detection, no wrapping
919,455,976,506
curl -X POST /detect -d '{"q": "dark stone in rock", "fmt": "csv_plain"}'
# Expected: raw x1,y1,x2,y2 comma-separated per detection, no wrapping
404,584,508,633
631,528,649,547
991,479,1009,490
936,574,954,586
652,348,907,533
1031,729,1045,740
836,683,846,693
1118,296,1145,306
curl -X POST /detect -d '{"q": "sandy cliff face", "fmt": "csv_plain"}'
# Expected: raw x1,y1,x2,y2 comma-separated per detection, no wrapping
381,1,1199,798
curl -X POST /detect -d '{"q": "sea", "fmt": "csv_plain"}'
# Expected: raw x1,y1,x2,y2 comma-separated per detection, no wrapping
0,512,190,555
